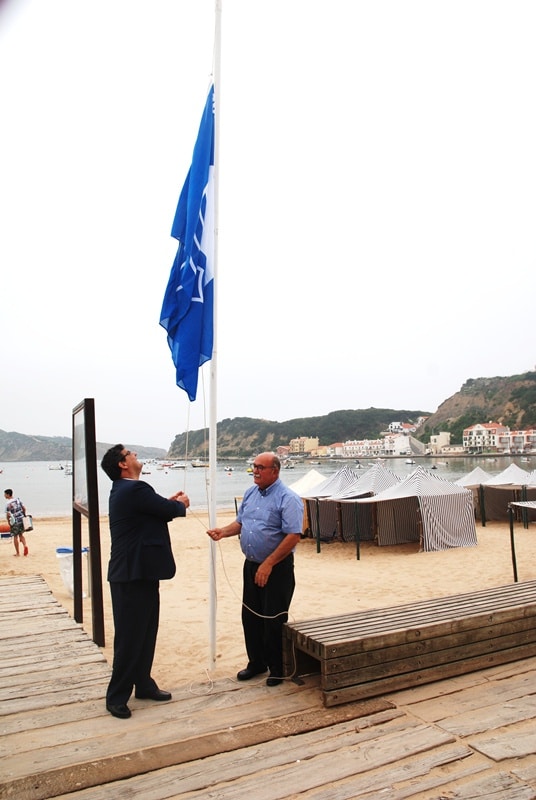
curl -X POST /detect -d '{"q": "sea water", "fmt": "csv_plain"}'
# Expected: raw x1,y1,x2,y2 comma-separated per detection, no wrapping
0,456,530,518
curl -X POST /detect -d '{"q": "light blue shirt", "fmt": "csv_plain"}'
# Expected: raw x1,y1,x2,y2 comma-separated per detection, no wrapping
237,478,303,563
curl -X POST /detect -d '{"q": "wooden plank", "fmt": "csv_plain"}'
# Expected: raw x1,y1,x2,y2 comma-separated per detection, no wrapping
438,694,536,737
49,739,476,800
470,718,536,761
0,698,394,800
132,722,460,800
323,643,536,706
322,626,536,689
322,615,536,674
291,604,536,660
393,663,536,718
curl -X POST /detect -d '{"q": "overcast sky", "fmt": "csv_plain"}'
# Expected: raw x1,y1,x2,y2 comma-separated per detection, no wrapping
1,0,535,450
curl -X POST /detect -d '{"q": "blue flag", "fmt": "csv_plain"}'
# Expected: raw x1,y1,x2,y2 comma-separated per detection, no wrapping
160,85,215,402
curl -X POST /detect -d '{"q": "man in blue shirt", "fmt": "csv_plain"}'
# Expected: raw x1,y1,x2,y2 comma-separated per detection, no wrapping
207,452,303,686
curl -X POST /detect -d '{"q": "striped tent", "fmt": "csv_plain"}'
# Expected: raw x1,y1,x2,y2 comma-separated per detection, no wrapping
327,463,401,543
303,466,363,542
357,465,478,552
303,464,397,543
303,466,363,498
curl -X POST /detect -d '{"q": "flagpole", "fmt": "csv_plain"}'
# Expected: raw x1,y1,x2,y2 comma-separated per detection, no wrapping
208,0,222,668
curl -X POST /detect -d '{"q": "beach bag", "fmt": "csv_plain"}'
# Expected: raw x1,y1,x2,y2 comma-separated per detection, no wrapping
23,515,33,532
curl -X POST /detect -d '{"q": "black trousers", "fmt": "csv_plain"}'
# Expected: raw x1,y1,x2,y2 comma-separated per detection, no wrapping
241,554,295,677
106,580,160,705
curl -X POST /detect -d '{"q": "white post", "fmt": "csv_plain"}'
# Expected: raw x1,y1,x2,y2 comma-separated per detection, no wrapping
208,0,222,669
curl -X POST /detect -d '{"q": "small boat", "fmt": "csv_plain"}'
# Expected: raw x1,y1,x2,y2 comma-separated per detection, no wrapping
191,459,209,468
48,464,64,470
224,466,234,472
170,462,187,469
405,459,416,465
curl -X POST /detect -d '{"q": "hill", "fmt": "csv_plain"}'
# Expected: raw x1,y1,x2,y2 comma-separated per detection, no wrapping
2,371,535,461
0,430,166,463
169,371,536,458
168,408,429,460
420,370,536,442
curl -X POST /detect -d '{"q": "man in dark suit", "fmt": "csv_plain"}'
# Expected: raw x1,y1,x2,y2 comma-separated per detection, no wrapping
101,444,190,719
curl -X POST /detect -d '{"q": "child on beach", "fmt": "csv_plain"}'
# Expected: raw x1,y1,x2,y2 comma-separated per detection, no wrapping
4,489,29,557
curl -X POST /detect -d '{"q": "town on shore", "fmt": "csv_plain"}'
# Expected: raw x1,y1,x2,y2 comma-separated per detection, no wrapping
277,420,536,462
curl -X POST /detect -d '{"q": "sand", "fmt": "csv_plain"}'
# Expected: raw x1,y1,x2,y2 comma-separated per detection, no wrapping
3,509,536,695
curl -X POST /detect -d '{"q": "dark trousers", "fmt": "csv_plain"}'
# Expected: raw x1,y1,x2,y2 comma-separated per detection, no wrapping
106,580,160,705
242,555,295,677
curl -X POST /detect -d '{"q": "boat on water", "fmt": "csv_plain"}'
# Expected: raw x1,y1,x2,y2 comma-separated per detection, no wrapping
48,464,64,471
191,459,209,468
405,459,416,465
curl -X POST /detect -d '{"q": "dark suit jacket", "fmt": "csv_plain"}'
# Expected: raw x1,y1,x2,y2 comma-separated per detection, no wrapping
107,479,187,583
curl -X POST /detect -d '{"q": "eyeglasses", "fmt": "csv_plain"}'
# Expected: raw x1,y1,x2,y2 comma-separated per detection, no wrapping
252,463,274,471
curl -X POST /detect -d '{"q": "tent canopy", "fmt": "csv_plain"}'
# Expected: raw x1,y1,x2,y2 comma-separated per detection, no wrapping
484,463,530,486
288,469,326,496
330,463,400,499
455,466,492,488
302,466,362,498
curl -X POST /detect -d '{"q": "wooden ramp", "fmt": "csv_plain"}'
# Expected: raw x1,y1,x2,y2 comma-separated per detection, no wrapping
2,576,536,800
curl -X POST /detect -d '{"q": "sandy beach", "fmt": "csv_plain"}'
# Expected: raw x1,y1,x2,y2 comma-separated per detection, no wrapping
2,510,536,695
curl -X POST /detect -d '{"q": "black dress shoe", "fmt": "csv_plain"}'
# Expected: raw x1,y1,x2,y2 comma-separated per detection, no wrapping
106,703,131,719
236,665,267,681
266,676,283,687
134,688,172,701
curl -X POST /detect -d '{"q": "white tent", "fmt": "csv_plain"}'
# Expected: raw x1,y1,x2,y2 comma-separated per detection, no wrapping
523,470,536,486
357,465,478,552
288,469,326,496
455,466,492,520
455,466,492,488
484,463,531,486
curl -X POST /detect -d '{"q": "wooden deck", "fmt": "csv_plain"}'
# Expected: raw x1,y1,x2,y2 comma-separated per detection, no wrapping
2,575,536,800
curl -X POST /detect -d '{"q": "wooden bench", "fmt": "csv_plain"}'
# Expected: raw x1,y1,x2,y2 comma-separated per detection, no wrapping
282,579,536,707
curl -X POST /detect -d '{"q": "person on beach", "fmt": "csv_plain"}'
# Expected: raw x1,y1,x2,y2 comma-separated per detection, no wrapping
100,444,190,719
207,452,303,686
4,489,28,557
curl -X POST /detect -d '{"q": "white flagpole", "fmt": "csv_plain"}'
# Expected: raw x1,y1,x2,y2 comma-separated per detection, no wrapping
208,0,222,668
